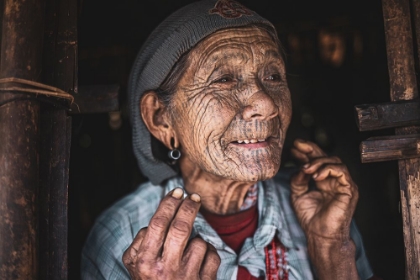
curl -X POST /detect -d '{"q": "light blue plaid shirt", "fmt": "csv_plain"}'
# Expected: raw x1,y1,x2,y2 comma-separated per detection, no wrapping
81,169,374,280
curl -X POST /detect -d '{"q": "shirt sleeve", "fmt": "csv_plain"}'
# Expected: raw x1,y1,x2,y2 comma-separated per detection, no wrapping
80,182,164,280
350,219,374,280
80,216,132,280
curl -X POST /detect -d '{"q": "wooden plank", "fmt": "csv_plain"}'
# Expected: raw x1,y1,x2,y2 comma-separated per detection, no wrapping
360,134,420,162
39,0,78,279
382,0,420,278
70,84,120,114
411,0,420,65
355,100,420,131
0,0,45,278
39,110,72,280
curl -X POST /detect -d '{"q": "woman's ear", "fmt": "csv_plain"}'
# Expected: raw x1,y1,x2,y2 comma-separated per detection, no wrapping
140,91,176,149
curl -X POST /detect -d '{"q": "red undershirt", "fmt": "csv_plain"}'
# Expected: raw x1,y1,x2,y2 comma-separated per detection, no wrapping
200,205,383,280
200,204,263,280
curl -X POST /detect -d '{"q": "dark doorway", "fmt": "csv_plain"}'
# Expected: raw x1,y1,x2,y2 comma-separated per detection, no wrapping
70,0,404,279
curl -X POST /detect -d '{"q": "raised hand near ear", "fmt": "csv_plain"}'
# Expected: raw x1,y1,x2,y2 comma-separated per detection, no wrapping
290,139,359,280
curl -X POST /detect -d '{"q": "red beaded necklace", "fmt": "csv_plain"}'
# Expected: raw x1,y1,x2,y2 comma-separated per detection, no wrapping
264,237,289,280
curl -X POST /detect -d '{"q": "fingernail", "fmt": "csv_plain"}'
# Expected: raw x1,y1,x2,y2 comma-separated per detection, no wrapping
171,188,184,199
302,163,310,169
313,173,318,179
190,193,201,203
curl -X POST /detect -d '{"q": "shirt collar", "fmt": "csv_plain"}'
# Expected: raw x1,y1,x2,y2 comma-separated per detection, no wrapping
257,179,296,249
163,177,296,250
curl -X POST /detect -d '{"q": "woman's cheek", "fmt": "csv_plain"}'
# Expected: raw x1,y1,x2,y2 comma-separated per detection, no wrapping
176,95,235,161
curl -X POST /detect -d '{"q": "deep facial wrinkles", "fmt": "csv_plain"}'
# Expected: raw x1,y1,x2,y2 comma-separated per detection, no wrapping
172,27,291,184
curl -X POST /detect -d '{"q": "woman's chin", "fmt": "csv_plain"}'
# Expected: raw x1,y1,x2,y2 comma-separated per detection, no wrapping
217,162,280,182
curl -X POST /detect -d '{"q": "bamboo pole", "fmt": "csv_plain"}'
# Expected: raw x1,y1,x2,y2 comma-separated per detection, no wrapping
0,0,46,278
39,0,77,278
381,0,420,278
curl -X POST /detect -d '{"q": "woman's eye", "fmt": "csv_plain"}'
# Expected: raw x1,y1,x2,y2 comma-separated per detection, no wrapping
264,74,281,82
213,76,233,83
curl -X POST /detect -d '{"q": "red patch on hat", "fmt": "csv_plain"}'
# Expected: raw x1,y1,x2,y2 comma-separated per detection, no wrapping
209,0,253,19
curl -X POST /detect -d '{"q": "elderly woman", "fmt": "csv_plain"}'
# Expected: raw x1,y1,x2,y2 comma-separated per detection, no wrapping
81,0,378,279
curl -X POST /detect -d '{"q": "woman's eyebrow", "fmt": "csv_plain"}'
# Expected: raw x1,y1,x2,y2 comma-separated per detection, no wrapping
200,50,249,78
204,48,249,65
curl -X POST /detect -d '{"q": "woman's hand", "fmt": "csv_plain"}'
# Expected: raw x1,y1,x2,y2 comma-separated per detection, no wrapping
290,138,359,279
122,188,220,280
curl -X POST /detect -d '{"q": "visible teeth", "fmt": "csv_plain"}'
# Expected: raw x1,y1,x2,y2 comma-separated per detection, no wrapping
236,139,266,144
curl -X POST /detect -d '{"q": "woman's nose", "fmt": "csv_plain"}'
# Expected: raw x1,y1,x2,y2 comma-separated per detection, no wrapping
242,90,278,121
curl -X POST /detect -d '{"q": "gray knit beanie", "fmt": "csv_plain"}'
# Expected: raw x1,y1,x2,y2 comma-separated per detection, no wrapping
128,0,278,185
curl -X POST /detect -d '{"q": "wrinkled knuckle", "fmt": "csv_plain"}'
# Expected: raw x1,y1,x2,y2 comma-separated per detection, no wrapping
171,219,191,236
182,200,198,214
189,238,208,252
163,197,180,208
122,248,132,263
137,259,158,276
136,256,149,267
149,216,170,231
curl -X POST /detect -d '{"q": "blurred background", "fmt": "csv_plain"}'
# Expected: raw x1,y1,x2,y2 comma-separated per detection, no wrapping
70,0,405,278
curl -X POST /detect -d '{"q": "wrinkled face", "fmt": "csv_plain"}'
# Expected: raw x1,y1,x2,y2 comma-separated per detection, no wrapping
171,26,292,182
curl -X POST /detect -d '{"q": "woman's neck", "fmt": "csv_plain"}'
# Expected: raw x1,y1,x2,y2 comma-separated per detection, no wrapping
180,160,255,215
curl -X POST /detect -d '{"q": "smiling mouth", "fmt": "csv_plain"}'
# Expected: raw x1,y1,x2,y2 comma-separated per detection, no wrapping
232,138,266,144
230,136,275,148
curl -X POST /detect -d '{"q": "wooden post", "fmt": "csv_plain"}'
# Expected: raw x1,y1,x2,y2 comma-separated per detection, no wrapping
0,0,46,278
410,0,420,65
39,0,78,279
382,0,420,278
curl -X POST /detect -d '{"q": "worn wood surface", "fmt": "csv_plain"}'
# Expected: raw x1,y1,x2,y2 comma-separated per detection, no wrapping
355,100,420,131
411,0,420,66
70,84,119,114
360,134,420,162
382,0,420,278
39,0,78,279
39,110,72,280
0,0,45,278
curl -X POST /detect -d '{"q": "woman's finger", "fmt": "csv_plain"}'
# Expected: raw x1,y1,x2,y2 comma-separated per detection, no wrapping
161,193,201,264
290,170,311,198
291,147,310,164
313,164,358,202
293,138,327,159
313,164,351,187
182,237,209,276
122,228,147,266
124,228,147,258
138,188,185,259
313,164,359,220
199,242,221,280
301,156,342,174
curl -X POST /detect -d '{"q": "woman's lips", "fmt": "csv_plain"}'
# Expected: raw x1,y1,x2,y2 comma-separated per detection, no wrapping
229,137,275,148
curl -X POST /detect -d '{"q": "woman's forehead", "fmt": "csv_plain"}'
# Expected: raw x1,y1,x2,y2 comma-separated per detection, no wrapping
188,26,283,65
196,26,278,50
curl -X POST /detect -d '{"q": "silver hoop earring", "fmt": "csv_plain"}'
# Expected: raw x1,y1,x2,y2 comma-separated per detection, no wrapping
168,149,181,161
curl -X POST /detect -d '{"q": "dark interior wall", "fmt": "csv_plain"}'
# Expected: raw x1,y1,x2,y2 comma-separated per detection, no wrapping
69,0,405,279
